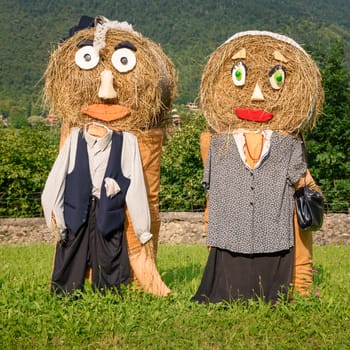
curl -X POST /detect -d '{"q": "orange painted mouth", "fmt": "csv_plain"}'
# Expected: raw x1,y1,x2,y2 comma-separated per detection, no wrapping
235,108,273,123
81,104,132,122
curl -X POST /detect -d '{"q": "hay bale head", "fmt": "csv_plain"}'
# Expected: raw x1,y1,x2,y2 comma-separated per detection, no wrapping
201,31,323,133
44,16,176,130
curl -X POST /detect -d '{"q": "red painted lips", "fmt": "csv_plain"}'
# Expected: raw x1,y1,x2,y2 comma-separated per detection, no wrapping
235,108,273,123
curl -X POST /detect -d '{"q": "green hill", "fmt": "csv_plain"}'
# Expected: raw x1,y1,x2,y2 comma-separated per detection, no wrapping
0,0,349,117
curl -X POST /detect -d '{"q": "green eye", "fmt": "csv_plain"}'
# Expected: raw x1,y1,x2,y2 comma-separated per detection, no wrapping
232,61,247,86
269,65,286,90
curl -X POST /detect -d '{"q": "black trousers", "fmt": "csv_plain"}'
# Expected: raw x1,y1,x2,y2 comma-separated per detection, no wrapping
51,197,130,295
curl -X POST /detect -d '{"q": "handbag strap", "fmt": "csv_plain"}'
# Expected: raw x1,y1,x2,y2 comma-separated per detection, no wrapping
300,134,308,187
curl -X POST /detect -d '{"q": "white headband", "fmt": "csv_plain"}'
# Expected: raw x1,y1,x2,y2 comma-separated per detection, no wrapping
224,30,308,57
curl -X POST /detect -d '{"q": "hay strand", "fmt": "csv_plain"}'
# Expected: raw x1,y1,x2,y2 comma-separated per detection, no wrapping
201,32,323,133
44,26,176,131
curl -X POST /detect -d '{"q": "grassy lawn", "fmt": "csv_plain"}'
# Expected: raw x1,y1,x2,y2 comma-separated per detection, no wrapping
0,243,349,349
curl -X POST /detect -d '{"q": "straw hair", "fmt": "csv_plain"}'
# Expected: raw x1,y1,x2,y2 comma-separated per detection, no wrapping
44,26,177,131
201,32,324,133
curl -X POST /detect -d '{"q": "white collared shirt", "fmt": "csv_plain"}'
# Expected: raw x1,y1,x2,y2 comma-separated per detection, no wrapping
233,130,273,169
84,124,113,198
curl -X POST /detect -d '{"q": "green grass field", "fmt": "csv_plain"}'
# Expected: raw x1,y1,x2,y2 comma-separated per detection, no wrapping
0,243,349,349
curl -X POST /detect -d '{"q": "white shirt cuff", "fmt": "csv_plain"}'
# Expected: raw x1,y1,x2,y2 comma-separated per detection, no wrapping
139,231,153,244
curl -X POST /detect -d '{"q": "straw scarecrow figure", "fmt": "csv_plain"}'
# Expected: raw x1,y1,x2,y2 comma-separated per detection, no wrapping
194,31,323,303
42,16,176,296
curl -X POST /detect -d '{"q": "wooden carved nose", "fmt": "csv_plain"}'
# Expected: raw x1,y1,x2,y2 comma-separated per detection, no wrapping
98,70,117,99
251,83,264,101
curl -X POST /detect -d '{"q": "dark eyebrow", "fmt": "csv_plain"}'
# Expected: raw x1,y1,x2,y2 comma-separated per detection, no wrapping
115,41,137,51
77,39,94,48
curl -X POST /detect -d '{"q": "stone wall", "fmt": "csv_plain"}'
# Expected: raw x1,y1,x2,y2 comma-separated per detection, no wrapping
0,212,349,245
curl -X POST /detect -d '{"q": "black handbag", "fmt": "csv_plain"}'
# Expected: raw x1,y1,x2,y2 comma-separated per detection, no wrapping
294,139,324,231
295,185,324,231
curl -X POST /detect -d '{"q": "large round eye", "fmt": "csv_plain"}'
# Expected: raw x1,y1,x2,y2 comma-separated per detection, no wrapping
75,46,99,70
232,61,247,87
269,65,286,90
111,48,137,73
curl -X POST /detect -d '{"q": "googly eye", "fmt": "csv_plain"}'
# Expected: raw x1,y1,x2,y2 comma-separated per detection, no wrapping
232,61,247,87
269,65,286,90
75,45,99,70
111,48,137,73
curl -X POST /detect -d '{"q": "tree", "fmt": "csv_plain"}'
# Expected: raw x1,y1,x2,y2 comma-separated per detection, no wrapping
160,108,207,211
306,39,350,212
0,126,60,217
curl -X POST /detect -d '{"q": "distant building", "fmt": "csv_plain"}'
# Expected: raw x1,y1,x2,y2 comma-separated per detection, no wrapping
0,115,8,127
185,102,199,110
165,113,182,137
172,114,181,126
43,114,59,126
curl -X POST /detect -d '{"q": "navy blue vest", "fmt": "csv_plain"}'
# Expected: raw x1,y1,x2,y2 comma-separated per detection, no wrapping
63,131,130,238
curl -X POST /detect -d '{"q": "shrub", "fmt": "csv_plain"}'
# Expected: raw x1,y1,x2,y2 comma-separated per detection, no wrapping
160,108,207,211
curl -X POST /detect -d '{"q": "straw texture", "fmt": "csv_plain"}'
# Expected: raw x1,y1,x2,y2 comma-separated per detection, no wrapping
201,32,323,133
44,27,176,131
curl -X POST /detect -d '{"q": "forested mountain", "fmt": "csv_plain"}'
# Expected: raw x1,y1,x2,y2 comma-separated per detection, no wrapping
0,0,350,119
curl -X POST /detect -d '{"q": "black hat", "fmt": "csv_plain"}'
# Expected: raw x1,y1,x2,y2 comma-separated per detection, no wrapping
61,15,95,42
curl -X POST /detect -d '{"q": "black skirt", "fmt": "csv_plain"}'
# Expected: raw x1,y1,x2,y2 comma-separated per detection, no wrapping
193,247,294,304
